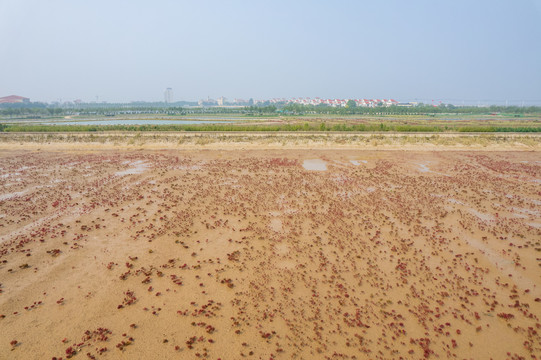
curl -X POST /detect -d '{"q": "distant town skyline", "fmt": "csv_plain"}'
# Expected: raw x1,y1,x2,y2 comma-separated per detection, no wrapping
1,1,540,104
3,92,540,108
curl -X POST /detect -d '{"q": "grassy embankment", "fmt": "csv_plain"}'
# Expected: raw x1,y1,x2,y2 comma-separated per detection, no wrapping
1,120,541,133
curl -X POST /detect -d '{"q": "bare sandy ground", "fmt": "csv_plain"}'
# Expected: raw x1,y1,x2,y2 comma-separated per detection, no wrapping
1,147,540,359
0,132,540,152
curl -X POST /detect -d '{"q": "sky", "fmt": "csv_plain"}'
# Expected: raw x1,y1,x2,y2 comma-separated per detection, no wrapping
1,0,541,104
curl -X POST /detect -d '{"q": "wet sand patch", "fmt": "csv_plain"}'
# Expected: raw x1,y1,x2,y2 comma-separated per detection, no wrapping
302,159,327,171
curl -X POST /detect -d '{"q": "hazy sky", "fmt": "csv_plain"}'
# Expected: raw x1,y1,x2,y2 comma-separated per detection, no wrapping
1,0,541,103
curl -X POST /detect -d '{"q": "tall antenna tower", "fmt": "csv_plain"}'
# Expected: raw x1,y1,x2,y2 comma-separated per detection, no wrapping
164,88,173,104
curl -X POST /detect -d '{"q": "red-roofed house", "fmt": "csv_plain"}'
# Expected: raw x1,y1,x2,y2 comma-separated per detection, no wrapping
0,95,30,104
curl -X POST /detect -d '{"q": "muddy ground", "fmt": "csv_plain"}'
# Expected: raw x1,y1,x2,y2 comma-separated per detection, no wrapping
0,149,540,359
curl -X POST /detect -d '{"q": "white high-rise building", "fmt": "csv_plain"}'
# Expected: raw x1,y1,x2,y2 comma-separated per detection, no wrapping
164,88,173,103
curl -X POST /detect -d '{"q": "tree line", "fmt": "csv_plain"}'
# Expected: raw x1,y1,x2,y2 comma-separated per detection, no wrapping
2,102,540,118
281,103,541,115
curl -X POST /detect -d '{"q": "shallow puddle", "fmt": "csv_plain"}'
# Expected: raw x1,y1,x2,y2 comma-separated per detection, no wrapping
417,163,431,172
0,172,20,179
115,160,149,176
270,218,283,232
469,209,495,222
465,236,540,297
511,207,540,216
303,159,327,171
350,160,367,166
417,162,450,177
0,190,28,201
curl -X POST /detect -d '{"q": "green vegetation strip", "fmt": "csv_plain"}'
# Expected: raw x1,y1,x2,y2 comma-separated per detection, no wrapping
2,104,541,117
1,123,541,133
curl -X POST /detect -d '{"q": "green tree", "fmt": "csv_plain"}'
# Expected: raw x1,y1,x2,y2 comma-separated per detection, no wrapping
346,100,356,108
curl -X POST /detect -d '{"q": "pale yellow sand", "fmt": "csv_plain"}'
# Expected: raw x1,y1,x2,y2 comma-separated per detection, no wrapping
1,131,540,152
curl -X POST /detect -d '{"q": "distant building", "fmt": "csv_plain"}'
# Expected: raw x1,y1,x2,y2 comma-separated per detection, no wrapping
0,95,30,104
189,96,401,108
233,98,248,105
198,97,217,107
283,97,399,108
164,88,173,103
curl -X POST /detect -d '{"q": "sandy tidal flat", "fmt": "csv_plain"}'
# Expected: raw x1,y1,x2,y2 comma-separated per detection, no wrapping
0,149,540,359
